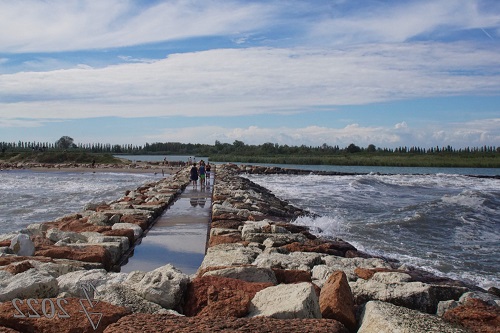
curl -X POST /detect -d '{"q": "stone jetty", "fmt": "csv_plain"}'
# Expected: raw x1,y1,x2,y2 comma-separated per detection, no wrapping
0,160,184,174
0,164,499,332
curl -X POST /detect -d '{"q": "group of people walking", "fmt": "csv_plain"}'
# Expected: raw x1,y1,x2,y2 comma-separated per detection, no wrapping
190,160,211,187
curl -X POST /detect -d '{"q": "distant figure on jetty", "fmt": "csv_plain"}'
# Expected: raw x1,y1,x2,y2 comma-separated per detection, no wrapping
190,163,198,187
199,162,206,186
206,163,211,180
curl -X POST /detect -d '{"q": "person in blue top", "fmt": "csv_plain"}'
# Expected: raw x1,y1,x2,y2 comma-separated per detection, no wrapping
198,162,206,186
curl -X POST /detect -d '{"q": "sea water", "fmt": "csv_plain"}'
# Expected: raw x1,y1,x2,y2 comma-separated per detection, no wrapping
245,171,500,290
1,166,498,290
0,170,161,234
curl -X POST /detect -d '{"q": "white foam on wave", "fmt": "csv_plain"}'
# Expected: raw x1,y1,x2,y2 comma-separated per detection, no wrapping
0,171,161,233
247,172,500,290
441,190,485,209
293,214,346,237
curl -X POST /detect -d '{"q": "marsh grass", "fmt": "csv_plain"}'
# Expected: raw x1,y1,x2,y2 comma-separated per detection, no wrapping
209,153,500,168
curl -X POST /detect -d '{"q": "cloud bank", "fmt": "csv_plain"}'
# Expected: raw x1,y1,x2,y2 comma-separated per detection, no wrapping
143,118,500,149
1,44,499,120
0,0,499,148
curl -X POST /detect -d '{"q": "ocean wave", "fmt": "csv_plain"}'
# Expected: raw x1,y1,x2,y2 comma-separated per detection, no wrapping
441,190,486,209
0,170,161,233
247,172,500,290
293,214,346,237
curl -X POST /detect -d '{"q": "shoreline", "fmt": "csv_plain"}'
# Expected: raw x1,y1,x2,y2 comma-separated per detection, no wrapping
0,163,498,332
0,161,183,175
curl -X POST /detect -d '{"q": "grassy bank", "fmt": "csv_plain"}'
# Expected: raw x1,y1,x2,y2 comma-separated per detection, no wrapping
2,151,499,168
209,153,500,168
0,151,125,164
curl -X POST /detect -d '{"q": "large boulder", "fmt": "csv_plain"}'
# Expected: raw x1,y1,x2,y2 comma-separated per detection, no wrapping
272,269,312,284
199,243,262,270
111,223,143,241
46,228,87,244
261,234,308,247
248,282,321,319
437,290,500,317
319,271,356,332
183,275,273,317
312,256,393,285
358,301,468,333
197,288,251,318
67,239,128,265
119,213,150,231
26,223,51,237
458,291,500,307
87,212,112,226
35,244,113,270
281,239,356,256
349,272,467,313
202,266,278,284
209,228,240,237
1,260,35,275
103,313,349,333
241,221,270,238
125,264,189,310
253,251,324,272
84,200,108,211
443,298,500,333
0,269,58,301
95,284,169,314
0,232,19,242
212,204,247,218
207,233,243,247
28,260,86,278
57,269,127,297
0,297,130,333
9,234,35,256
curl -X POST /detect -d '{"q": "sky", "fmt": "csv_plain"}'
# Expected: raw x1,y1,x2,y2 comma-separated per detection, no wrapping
1,0,499,149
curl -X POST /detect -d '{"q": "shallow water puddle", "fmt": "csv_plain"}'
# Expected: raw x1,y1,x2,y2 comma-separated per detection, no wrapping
120,178,213,275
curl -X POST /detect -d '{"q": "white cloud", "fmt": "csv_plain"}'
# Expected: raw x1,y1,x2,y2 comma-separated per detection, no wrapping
145,118,500,148
147,124,400,147
1,0,498,54
0,118,53,128
310,0,500,44
1,1,498,149
117,56,155,64
437,118,500,146
395,122,409,129
0,0,274,53
1,44,499,121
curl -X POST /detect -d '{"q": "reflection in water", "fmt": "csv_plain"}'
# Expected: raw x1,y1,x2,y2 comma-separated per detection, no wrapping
121,177,213,275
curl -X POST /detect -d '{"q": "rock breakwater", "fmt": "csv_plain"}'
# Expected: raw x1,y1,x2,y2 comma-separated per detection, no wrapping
0,163,498,332
0,161,182,174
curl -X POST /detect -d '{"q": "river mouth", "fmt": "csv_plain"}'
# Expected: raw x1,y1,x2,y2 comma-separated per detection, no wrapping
120,180,213,275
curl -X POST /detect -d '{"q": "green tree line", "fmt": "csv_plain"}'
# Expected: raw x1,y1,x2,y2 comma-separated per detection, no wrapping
2,137,499,167
1,137,498,156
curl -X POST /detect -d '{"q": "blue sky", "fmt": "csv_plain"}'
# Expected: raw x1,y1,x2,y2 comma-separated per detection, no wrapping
1,0,499,149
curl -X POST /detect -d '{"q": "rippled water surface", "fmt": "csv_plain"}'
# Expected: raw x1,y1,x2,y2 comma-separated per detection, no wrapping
1,167,499,290
246,172,500,289
0,170,161,233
